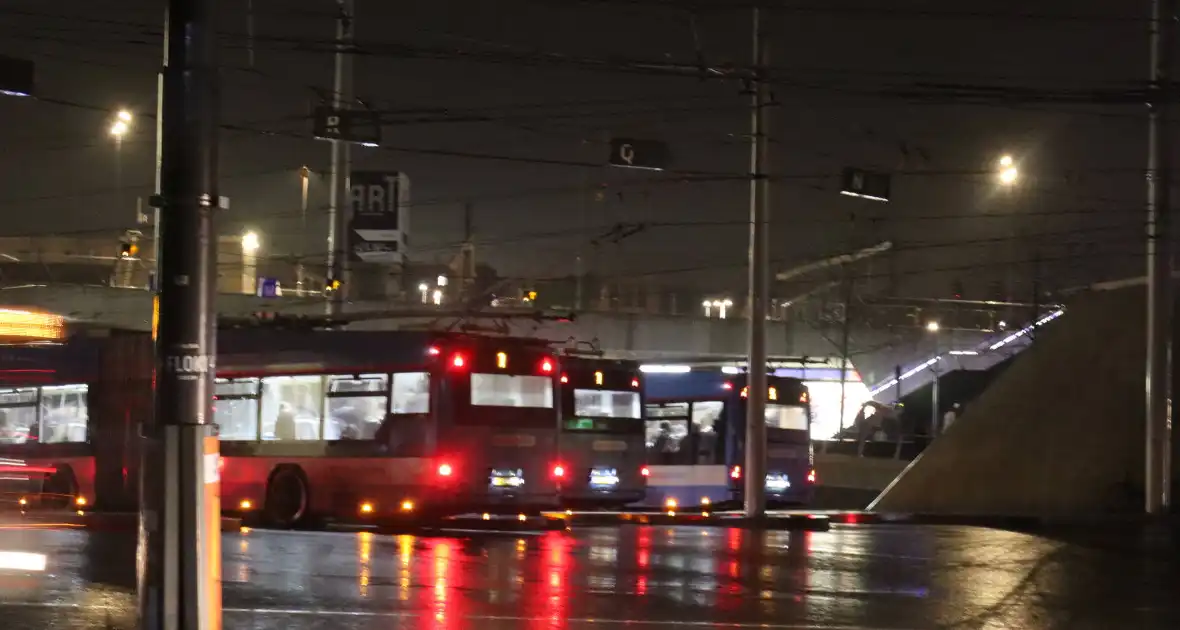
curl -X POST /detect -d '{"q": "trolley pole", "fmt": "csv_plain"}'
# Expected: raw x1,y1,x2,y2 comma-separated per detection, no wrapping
743,6,771,519
325,0,354,315
138,0,223,626
1145,0,1173,515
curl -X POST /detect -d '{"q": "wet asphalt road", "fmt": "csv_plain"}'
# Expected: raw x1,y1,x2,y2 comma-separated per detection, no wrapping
0,522,1178,629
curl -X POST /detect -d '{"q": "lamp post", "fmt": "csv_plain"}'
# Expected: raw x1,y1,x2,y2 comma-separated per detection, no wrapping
926,320,941,440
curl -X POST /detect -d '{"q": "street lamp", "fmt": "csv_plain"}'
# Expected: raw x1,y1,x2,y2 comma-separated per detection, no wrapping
997,155,1018,186
241,231,260,254
926,319,941,439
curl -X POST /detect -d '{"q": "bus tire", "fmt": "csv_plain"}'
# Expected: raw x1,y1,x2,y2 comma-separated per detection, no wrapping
43,465,77,509
264,466,309,529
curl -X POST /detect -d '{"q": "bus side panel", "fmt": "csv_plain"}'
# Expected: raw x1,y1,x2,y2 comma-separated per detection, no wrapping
221,455,430,520
93,331,153,511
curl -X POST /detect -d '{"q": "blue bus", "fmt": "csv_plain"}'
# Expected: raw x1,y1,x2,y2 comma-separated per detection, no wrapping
555,356,646,508
641,368,814,509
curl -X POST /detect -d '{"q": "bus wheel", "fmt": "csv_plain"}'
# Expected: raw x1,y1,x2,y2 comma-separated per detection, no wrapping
42,466,77,510
264,467,308,529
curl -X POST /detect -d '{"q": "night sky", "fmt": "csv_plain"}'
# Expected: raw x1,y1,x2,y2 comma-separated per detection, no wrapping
0,0,1160,301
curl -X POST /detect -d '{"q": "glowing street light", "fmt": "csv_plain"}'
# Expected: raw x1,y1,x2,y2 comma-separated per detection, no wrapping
926,320,940,333
109,110,133,138
997,154,1018,186
241,231,260,254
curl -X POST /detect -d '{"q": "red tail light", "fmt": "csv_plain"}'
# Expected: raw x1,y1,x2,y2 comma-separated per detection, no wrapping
631,378,640,388
730,465,741,480
807,469,817,484
451,354,466,368
428,346,441,356
560,374,569,384
640,466,650,477
722,382,733,390
552,464,565,478
540,359,554,373
437,463,453,477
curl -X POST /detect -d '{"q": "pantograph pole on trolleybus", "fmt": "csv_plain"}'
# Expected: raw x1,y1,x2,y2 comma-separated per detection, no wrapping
743,5,771,519
139,0,223,626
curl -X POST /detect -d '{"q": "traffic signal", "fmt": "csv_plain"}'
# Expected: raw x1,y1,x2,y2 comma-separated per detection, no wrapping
119,242,138,258
951,279,963,300
325,277,341,293
526,290,537,301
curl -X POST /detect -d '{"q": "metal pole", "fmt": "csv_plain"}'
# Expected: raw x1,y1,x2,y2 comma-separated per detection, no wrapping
139,0,222,626
326,0,354,315
743,6,770,519
297,166,309,296
930,335,940,440
1146,0,1173,514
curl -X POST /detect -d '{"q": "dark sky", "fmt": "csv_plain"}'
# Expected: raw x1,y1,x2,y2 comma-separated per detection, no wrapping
0,0,1161,300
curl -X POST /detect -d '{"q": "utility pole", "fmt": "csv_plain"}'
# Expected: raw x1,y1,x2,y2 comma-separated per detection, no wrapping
1145,0,1173,515
833,213,856,455
139,0,222,627
743,6,770,519
297,165,310,296
325,0,354,315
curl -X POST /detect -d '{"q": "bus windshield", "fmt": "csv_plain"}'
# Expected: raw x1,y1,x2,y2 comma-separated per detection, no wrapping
572,389,641,419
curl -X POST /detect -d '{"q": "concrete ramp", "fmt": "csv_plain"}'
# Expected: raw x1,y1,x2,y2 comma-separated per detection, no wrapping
870,287,1146,516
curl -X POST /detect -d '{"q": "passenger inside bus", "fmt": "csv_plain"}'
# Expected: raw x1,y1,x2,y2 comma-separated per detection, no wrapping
274,404,297,441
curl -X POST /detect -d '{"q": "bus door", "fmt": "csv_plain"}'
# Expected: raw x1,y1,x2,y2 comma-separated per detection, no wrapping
557,366,645,507
434,346,561,509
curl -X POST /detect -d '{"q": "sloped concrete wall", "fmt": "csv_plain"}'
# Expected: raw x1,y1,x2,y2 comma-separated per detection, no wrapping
870,288,1146,515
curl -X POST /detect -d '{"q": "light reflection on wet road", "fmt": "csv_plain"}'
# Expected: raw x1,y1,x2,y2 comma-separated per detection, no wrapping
0,523,1177,628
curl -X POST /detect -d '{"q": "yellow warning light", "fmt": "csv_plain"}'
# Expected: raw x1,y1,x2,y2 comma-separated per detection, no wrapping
517,513,527,522
769,386,778,401
400,500,414,512
594,371,604,386
0,309,65,341
482,513,491,520
18,497,27,507
701,497,711,506
800,391,809,403
151,295,159,342
497,352,508,369
74,496,87,507
664,497,678,509
239,499,253,511
359,502,375,514
527,291,537,301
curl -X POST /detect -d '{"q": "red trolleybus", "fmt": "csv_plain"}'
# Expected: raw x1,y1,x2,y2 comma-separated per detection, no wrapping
213,328,565,525
0,339,100,510
556,356,647,508
2,326,566,524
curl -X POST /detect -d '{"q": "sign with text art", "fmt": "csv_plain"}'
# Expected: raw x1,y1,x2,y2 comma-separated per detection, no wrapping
347,171,410,265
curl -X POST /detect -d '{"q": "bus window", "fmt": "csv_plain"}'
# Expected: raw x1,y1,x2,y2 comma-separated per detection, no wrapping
40,384,88,444
261,375,325,441
0,388,37,444
644,402,689,465
690,401,723,465
765,404,809,431
214,378,260,441
471,373,553,408
325,374,388,440
390,372,430,414
573,389,641,418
